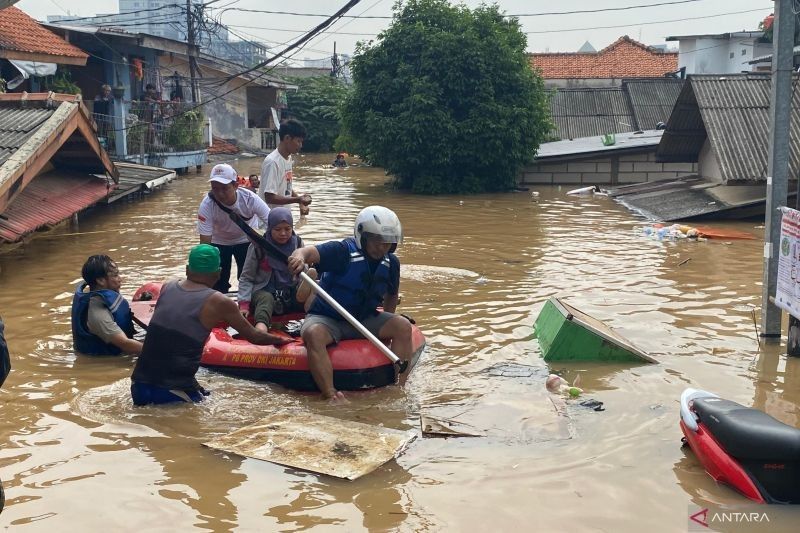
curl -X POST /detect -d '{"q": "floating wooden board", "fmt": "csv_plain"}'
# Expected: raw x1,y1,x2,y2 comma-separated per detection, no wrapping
203,412,416,480
419,414,484,438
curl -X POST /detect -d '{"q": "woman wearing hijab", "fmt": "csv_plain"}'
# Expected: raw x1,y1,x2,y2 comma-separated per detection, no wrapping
237,207,314,332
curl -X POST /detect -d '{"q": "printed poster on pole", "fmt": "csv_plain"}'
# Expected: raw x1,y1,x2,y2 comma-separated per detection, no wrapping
776,206,800,319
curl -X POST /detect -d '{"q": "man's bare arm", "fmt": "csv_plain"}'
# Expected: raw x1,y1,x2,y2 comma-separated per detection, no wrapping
108,332,143,354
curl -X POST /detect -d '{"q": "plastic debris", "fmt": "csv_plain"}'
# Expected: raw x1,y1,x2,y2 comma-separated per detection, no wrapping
545,374,583,397
579,399,605,412
639,223,701,241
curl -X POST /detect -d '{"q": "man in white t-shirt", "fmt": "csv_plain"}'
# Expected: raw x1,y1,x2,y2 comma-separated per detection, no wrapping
197,163,271,293
258,119,312,213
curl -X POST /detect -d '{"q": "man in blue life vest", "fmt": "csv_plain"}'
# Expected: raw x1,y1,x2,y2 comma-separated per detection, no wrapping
287,206,413,403
71,255,142,355
0,314,9,387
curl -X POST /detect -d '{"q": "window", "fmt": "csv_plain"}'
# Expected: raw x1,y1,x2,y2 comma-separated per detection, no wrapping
742,49,747,56
729,52,734,59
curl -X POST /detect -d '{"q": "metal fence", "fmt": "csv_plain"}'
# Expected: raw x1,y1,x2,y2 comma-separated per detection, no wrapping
93,101,206,158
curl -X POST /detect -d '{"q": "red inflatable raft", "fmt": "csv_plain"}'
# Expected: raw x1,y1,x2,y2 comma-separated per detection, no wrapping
130,282,426,391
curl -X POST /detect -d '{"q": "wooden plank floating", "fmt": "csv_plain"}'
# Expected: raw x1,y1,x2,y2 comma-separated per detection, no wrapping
419,414,484,438
204,412,416,480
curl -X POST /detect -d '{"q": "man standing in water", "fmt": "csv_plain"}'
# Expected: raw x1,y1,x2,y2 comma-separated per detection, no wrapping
287,206,413,403
197,163,271,293
71,255,142,355
258,119,312,215
131,244,289,406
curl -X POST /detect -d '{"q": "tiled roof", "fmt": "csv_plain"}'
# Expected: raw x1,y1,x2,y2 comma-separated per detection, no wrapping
0,7,88,64
208,136,240,155
530,36,677,79
657,74,800,183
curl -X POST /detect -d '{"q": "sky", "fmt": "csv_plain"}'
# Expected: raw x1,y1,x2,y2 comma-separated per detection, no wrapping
17,0,774,61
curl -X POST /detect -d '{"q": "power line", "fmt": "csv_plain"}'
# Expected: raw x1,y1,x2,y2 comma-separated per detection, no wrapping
109,0,363,134
45,4,184,24
218,0,713,19
525,6,773,34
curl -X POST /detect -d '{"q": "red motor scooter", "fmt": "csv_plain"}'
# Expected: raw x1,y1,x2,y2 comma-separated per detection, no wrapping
680,388,800,504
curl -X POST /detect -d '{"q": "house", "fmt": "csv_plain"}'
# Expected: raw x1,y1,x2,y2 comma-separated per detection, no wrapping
158,53,296,151
608,74,798,221
666,31,772,74
46,22,295,159
42,22,208,171
549,79,684,140
0,92,176,246
520,79,695,186
529,36,679,88
519,130,696,187
0,6,88,92
0,92,159,246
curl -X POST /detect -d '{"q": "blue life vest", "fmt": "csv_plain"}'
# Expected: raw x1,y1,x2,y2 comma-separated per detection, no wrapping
71,282,135,355
309,237,392,320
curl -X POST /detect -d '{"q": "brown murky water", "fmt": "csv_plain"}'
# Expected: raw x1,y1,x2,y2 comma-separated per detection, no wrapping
1,154,798,531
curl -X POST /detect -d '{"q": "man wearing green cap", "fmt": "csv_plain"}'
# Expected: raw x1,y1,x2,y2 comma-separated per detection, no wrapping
131,244,290,405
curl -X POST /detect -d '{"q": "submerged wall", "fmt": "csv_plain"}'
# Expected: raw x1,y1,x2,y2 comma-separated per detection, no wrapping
519,150,697,185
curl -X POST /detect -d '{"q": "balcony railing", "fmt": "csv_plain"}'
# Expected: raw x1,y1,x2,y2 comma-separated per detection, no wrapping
93,101,206,158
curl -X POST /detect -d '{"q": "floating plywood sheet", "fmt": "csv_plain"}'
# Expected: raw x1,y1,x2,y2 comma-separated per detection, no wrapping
203,412,416,480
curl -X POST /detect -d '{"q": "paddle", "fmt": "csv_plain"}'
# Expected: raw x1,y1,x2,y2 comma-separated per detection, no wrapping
208,193,408,374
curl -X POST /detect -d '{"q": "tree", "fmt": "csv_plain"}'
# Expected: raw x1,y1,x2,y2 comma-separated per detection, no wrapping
340,0,551,194
285,76,351,152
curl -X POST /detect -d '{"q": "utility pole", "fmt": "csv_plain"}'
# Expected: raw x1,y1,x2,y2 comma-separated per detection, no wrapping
331,41,339,78
186,0,199,102
762,0,796,339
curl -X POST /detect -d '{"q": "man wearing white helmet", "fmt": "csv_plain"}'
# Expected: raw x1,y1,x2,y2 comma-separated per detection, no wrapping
288,206,412,403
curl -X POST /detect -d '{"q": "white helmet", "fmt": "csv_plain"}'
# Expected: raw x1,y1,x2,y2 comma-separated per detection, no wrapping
354,206,403,251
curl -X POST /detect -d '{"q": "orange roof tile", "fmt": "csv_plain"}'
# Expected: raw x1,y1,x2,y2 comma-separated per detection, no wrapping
0,7,88,65
529,36,677,79
208,136,240,155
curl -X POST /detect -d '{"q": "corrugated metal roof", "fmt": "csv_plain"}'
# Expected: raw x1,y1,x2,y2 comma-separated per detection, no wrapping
624,79,684,130
0,106,56,166
536,130,663,160
657,74,800,183
549,88,636,139
548,80,683,140
106,162,175,203
0,172,112,243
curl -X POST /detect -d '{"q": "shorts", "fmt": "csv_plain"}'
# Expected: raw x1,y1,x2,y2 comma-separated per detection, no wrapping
300,312,395,344
131,381,206,406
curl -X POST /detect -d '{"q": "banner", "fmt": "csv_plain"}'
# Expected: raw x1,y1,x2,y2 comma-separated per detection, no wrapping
776,206,800,319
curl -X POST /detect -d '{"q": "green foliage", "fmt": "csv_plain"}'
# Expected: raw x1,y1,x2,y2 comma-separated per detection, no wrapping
340,0,552,194
285,76,351,152
164,109,205,150
45,67,81,95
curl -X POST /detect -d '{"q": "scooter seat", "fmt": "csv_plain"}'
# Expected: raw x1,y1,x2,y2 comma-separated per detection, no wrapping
693,397,800,461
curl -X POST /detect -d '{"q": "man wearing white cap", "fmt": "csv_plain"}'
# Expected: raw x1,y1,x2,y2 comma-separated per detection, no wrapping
197,163,271,293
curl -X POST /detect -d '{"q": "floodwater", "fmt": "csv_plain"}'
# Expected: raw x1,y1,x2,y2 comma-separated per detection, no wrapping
0,154,798,532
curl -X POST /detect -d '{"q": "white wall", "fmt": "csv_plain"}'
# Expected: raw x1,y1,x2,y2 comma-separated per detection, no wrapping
698,140,724,182
679,37,764,74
